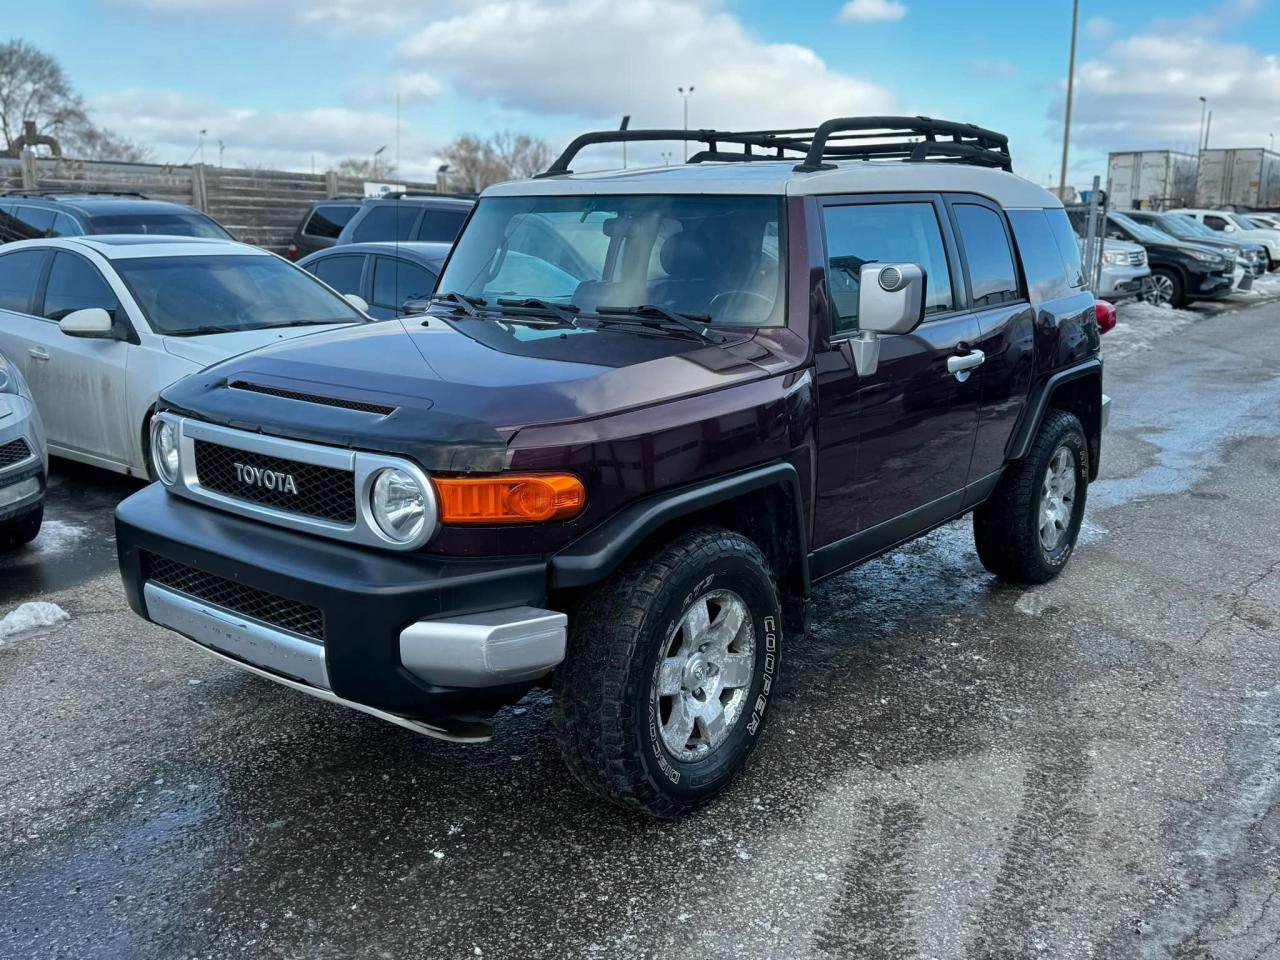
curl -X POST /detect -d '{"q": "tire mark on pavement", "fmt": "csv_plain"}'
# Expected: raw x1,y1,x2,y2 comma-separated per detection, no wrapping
813,798,923,959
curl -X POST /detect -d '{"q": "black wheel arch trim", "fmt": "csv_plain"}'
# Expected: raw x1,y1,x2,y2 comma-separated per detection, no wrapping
549,461,810,595
1006,358,1103,462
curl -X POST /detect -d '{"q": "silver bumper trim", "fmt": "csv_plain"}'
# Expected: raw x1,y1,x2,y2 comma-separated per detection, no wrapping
400,606,568,688
143,583,490,744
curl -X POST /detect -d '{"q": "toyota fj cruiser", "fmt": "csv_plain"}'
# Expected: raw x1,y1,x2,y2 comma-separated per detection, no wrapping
116,118,1109,818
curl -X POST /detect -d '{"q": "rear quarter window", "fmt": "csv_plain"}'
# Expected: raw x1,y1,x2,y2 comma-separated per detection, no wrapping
303,204,359,239
1007,208,1084,303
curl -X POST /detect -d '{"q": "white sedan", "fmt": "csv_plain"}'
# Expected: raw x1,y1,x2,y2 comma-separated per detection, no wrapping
0,236,369,478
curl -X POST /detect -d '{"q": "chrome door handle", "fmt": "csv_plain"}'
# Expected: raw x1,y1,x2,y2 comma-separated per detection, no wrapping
947,349,985,375
28,346,50,361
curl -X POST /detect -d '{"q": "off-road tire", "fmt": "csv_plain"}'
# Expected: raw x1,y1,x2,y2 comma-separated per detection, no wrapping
973,410,1088,584
552,527,781,818
0,503,43,550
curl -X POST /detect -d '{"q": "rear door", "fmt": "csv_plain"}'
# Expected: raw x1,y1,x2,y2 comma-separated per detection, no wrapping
944,196,1036,483
812,194,982,555
31,251,131,463
0,249,52,385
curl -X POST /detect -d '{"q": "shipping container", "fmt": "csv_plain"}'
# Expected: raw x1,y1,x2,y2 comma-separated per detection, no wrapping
1107,151,1198,210
1195,148,1280,210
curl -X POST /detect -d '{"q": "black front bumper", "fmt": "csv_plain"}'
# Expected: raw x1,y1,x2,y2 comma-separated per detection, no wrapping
116,483,549,720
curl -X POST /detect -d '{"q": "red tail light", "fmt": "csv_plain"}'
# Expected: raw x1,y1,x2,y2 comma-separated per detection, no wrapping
1094,300,1116,335
286,243,299,261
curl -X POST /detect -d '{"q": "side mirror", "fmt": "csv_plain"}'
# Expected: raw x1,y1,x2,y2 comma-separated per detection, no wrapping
344,293,370,313
1222,223,1237,233
839,263,926,377
59,307,116,339
402,299,431,316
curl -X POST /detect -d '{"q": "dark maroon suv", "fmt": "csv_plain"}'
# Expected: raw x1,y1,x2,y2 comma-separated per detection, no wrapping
115,118,1109,817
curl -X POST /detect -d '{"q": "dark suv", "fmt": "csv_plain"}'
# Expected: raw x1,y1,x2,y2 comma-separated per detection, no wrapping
0,192,233,243
116,118,1109,817
335,193,474,247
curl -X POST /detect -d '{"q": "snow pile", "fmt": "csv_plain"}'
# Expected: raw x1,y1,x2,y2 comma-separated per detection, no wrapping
1106,301,1202,362
0,601,70,641
32,520,87,555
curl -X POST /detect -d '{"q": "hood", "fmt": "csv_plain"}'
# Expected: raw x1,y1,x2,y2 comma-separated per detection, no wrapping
160,315,778,472
162,323,359,368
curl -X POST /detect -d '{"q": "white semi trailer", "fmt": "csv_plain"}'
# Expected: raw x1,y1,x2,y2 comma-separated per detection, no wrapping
1107,151,1198,210
1195,148,1280,210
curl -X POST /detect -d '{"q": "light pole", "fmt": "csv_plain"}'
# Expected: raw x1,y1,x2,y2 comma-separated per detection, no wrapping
198,128,207,165
1198,97,1208,152
373,144,387,178
1058,0,1079,200
678,86,695,161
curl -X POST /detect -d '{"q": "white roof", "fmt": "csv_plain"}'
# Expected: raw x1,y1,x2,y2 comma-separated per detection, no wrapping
20,236,271,260
484,159,1061,210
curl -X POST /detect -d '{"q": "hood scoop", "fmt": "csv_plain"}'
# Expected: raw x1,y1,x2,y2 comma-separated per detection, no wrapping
229,380,398,417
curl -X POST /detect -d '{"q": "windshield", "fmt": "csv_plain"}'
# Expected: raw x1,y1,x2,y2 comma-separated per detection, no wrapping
90,212,232,240
1152,215,1204,241
435,194,785,326
1110,212,1170,244
1229,212,1264,231
114,254,366,336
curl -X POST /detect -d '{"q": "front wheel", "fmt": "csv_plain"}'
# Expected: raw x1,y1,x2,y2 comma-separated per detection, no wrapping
0,503,43,551
1146,268,1184,308
973,411,1089,584
552,527,781,818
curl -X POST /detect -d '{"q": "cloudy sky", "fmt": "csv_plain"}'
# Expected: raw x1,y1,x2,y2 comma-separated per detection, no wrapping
13,0,1280,186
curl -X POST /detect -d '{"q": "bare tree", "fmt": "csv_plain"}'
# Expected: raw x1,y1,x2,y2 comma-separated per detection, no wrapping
335,155,399,180
440,131,552,192
0,39,88,154
63,126,153,163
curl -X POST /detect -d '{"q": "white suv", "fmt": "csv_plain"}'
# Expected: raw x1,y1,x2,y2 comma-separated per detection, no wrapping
1167,208,1280,271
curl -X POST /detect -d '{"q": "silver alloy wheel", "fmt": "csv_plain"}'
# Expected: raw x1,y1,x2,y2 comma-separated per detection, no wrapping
1039,445,1077,552
656,589,755,763
1147,274,1175,306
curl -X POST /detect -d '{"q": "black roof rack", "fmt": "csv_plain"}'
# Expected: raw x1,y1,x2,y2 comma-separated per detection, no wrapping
377,191,477,201
538,116,1012,177
2,189,151,200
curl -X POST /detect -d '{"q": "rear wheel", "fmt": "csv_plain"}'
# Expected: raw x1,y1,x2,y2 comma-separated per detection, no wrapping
553,527,781,818
1146,268,1184,308
0,504,43,551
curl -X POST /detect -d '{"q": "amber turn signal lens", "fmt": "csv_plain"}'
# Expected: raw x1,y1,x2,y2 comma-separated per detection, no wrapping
432,473,586,524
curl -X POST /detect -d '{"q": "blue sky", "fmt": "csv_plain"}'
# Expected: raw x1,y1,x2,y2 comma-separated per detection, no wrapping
12,0,1279,186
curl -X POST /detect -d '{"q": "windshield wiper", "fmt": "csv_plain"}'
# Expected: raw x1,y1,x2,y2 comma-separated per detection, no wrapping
496,297,582,327
429,291,487,318
594,304,720,342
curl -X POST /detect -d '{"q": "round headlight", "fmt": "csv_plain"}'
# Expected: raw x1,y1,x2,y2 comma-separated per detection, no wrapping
152,419,180,485
370,468,428,543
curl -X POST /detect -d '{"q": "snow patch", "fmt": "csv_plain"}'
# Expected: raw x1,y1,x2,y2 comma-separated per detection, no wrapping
31,520,88,555
0,601,70,641
1014,592,1052,617
1106,301,1202,362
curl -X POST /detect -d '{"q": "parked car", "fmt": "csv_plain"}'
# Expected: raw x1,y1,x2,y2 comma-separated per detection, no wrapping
286,197,362,261
117,117,1111,817
1123,210,1266,289
1070,209,1235,308
298,241,449,318
335,194,474,247
0,192,233,243
1166,208,1280,271
1245,212,1280,231
0,349,47,549
1080,237,1150,302
0,236,368,479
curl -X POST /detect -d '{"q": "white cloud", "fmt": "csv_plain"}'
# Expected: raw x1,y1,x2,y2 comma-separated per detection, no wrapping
1067,22,1280,153
345,72,443,109
87,88,441,177
398,0,896,138
106,0,447,30
1083,16,1116,41
837,0,906,23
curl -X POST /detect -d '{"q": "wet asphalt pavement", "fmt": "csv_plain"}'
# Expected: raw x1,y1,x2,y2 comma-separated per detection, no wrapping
3,297,1280,959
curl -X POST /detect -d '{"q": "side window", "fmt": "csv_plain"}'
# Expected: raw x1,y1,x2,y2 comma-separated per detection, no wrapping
352,205,418,243
0,250,48,313
12,205,53,240
1008,209,1076,302
1204,215,1229,231
49,212,80,238
821,200,954,334
0,205,21,243
303,204,358,239
372,256,437,308
417,209,468,242
952,203,1020,306
309,254,365,295
42,253,119,320
1044,208,1087,288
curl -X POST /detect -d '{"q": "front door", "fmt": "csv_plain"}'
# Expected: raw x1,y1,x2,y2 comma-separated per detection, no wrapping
812,195,982,558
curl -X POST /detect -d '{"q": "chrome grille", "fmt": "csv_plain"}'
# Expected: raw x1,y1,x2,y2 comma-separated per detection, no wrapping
1128,250,1147,267
193,439,356,524
0,438,32,469
143,552,324,642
